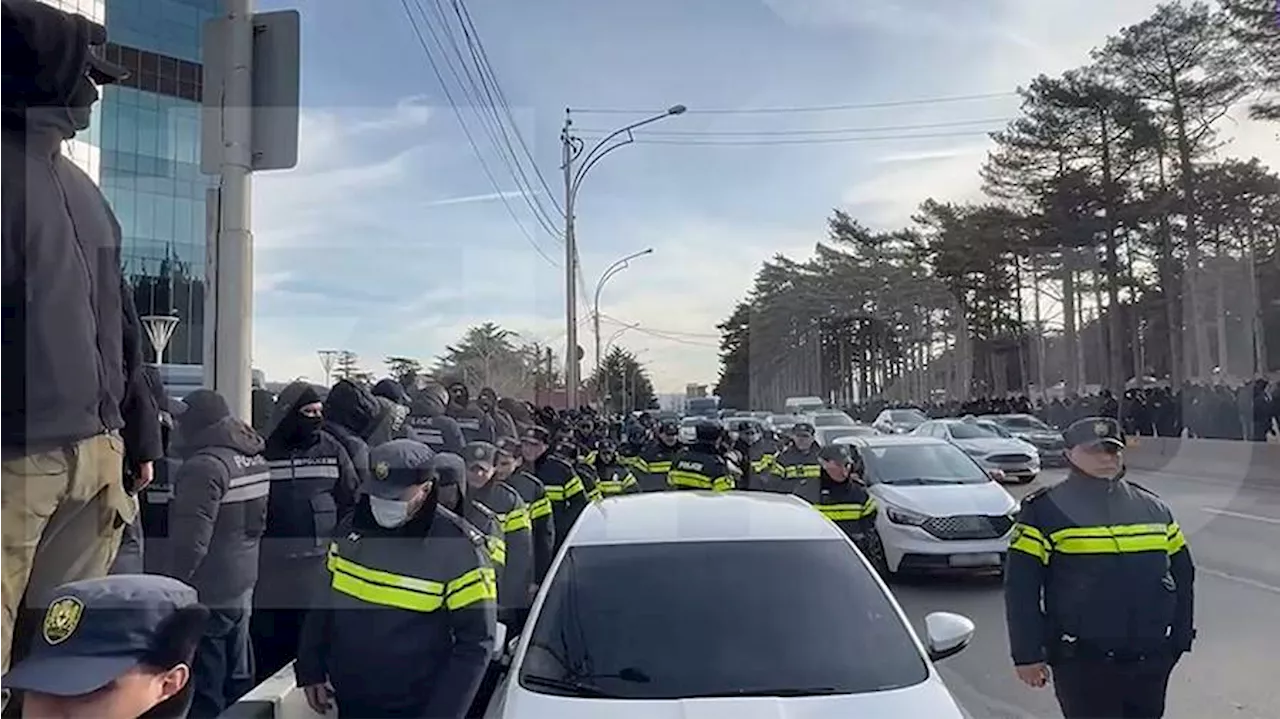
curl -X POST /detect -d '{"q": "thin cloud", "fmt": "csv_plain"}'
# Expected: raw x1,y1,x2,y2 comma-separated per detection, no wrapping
426,190,535,207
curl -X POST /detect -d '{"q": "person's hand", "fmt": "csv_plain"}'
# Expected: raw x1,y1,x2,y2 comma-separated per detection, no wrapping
303,683,335,714
1015,662,1050,688
135,461,155,491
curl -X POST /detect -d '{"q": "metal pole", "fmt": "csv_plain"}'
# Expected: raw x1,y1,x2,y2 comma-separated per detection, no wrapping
211,0,254,420
562,110,579,409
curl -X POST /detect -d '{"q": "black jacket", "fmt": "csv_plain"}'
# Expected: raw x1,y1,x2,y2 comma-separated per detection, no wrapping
667,444,735,492
502,469,554,585
471,480,532,622
633,440,681,492
446,401,497,443
160,416,268,606
772,445,822,501
816,474,877,539
1004,471,1195,665
1,0,158,459
406,414,465,455
531,452,587,549
296,501,496,717
322,379,380,490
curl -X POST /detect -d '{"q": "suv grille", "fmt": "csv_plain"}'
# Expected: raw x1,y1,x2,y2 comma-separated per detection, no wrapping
988,453,1032,464
922,515,1014,540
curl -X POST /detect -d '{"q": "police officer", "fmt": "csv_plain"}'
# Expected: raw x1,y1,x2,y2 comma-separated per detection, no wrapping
1004,416,1195,719
633,419,682,492
158,390,269,717
591,439,639,496
462,441,532,629
815,444,885,572
407,382,466,455
618,423,648,470
3,575,209,719
667,422,735,492
519,427,586,550
445,381,497,443
296,440,496,719
493,438,554,603
433,453,507,597
735,420,780,491
772,422,822,501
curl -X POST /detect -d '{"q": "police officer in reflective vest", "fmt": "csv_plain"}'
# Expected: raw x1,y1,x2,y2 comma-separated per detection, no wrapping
463,441,532,628
590,439,639,496
633,419,682,492
667,422,735,492
519,426,586,550
772,422,821,501
296,439,496,719
1004,416,1195,719
493,437,554,610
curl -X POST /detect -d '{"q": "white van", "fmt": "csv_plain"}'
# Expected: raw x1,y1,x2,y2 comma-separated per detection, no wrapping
784,396,826,414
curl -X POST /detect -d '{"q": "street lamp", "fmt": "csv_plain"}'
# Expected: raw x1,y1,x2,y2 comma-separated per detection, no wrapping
561,103,685,408
593,248,654,377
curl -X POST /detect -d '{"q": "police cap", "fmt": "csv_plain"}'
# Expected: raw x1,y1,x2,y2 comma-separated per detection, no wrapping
494,436,521,459
817,444,852,463
366,439,436,499
463,441,498,471
792,422,815,436
1063,416,1125,450
3,575,199,697
521,425,551,446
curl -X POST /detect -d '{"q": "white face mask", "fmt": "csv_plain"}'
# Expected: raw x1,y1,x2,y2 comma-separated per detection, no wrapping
369,495,412,528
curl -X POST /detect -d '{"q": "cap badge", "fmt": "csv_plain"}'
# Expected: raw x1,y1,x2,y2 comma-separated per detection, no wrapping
43,596,84,645
374,461,390,480
473,446,485,460
1093,421,1110,437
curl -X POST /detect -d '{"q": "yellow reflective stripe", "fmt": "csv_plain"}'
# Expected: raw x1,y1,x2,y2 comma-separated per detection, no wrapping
668,470,714,489
622,472,638,490
1048,523,1175,555
646,460,672,474
583,451,597,465
629,457,648,473
1167,522,1186,554
445,567,497,610
784,464,821,479
544,485,565,501
597,480,627,495
501,506,532,533
1009,523,1050,565
586,485,603,502
711,476,735,492
818,503,873,521
327,546,446,612
529,496,553,519
751,454,776,473
564,475,585,499
485,535,507,566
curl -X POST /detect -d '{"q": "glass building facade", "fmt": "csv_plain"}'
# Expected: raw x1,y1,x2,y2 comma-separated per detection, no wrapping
98,0,220,366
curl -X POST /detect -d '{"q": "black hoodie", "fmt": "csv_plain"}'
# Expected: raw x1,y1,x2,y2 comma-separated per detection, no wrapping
1,0,157,457
322,379,380,489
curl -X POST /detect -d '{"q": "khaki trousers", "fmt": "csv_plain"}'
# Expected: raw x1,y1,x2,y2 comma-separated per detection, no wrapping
1,432,134,670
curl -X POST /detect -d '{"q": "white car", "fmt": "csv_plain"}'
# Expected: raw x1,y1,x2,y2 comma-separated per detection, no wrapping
814,424,880,446
913,418,1041,483
872,408,929,435
806,410,858,428
484,492,974,717
833,435,1019,576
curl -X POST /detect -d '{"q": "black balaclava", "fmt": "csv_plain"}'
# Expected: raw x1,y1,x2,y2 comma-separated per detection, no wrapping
371,378,412,407
477,387,497,412
431,453,468,514
268,382,324,450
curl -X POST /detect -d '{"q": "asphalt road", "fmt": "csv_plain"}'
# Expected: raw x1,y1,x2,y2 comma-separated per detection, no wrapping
890,466,1280,719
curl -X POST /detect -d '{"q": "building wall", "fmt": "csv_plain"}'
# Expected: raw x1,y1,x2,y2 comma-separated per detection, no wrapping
98,0,220,366
37,0,105,181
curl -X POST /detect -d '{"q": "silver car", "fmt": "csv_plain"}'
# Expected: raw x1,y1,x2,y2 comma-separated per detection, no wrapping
483,492,975,717
914,419,1041,484
981,414,1067,466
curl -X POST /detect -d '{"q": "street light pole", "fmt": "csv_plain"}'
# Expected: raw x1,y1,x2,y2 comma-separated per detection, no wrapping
561,104,685,410
593,248,654,378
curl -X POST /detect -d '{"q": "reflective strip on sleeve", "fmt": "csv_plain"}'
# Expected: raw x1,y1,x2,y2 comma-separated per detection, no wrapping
817,502,873,522
445,566,497,610
223,470,272,503
502,506,532,533
667,470,715,490
751,454,776,473
564,475,585,499
597,480,626,495
783,464,821,479
1049,523,1171,555
327,544,446,612
544,485,565,502
628,457,648,473
1167,522,1187,554
1009,523,1050,565
486,535,507,566
586,484,603,502
622,472,638,491
711,475,735,492
646,460,672,475
529,496,553,519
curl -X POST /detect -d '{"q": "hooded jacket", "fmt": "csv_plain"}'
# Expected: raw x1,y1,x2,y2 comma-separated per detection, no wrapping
445,385,497,443
1,0,158,457
158,391,269,606
406,392,465,454
322,379,380,489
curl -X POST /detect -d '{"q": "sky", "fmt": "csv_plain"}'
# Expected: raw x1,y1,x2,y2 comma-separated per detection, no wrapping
248,0,1278,393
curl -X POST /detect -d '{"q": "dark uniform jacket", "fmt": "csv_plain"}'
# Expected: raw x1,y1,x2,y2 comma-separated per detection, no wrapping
322,379,381,488
155,416,269,606
296,501,496,718
472,480,532,621
1,0,159,459
406,413,465,455
667,444,735,492
592,458,639,496
530,452,587,549
816,473,877,539
447,402,497,443
1005,472,1195,665
772,445,822,501
502,469,555,585
743,438,781,491
633,441,681,492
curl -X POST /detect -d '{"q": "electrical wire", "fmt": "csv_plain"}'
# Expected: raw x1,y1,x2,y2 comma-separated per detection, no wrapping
577,130,1000,146
597,314,719,347
571,91,1018,115
574,117,1014,137
398,0,560,266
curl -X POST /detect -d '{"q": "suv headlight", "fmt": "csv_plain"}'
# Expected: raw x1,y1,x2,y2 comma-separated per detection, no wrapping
885,506,929,526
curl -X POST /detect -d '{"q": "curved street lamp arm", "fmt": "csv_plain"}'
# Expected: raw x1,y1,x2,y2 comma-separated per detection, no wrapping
572,109,683,195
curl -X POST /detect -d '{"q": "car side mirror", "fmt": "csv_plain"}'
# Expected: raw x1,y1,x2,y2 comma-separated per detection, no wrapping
924,612,975,662
493,622,508,663
987,468,1005,482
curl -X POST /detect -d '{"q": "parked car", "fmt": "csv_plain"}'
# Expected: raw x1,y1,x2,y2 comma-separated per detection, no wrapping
913,418,1041,483
833,434,1019,576
814,424,880,446
806,410,858,428
872,408,929,435
980,413,1067,466
767,413,806,434
483,492,974,717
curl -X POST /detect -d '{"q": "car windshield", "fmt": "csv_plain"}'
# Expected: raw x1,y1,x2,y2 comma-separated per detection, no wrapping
811,413,855,427
769,414,801,427
888,410,926,424
819,427,874,443
946,423,999,439
863,443,991,485
998,415,1052,432
976,422,1012,438
520,540,928,700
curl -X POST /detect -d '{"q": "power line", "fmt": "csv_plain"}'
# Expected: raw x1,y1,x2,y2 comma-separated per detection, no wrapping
571,91,1018,115
575,117,1013,137
598,314,720,346
583,129,999,146
397,0,559,266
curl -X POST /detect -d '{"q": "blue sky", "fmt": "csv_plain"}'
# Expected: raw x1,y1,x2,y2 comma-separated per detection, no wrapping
249,0,1277,392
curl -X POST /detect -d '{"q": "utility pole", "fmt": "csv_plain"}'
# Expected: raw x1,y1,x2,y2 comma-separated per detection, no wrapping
561,109,580,410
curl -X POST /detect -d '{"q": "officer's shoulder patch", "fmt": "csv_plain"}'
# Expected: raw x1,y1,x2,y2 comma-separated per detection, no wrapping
42,596,84,645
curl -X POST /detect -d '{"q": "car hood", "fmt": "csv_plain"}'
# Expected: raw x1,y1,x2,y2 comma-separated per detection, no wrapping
496,676,966,719
951,437,1035,454
1012,431,1063,443
870,481,1016,517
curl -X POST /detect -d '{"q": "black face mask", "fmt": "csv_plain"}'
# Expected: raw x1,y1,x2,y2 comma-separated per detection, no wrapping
283,415,322,446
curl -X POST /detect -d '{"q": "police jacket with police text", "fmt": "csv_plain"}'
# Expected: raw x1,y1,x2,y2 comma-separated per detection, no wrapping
531,452,586,548
816,473,877,539
667,443,735,492
157,416,269,605
261,428,360,563
1004,471,1195,665
503,469,555,584
633,441,681,492
772,445,822,501
592,458,639,496
472,480,532,618
406,413,465,455
296,502,496,717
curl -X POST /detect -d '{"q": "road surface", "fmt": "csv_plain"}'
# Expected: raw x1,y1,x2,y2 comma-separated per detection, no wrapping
891,466,1280,719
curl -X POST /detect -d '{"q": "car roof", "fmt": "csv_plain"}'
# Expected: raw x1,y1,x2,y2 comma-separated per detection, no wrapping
568,492,846,546
833,434,948,448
